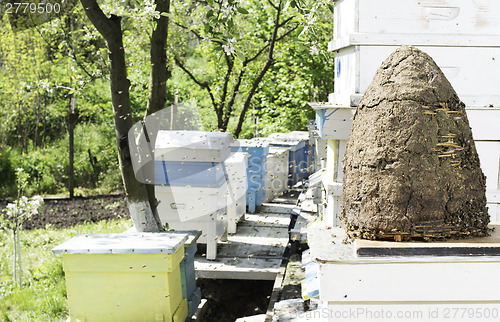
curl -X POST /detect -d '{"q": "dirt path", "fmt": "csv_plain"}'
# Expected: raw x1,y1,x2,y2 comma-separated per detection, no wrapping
0,194,129,230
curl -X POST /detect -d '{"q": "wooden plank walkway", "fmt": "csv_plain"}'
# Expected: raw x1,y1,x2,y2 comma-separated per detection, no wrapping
195,202,295,280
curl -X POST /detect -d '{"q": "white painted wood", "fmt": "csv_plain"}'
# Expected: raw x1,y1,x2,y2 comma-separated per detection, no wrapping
156,211,227,259
327,183,342,197
155,130,233,162
224,153,248,234
332,45,500,108
467,108,500,141
330,34,500,51
324,194,342,227
337,140,347,183
334,0,500,40
314,137,327,172
52,233,188,254
156,184,228,222
228,225,289,245
244,213,291,228
319,261,500,302
475,141,500,191
194,257,282,280
264,147,290,202
489,203,500,222
194,209,289,280
308,224,500,320
323,140,336,188
259,203,296,214
315,107,356,140
320,303,500,322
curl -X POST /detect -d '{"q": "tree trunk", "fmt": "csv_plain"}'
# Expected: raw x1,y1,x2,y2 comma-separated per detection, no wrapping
68,95,76,199
144,0,171,229
80,0,161,231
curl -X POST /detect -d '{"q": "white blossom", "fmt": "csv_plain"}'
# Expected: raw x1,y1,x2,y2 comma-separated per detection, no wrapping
310,45,320,55
222,38,236,56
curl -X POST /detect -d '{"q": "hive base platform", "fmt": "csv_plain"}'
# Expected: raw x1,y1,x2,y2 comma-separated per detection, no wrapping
306,222,500,322
195,203,295,280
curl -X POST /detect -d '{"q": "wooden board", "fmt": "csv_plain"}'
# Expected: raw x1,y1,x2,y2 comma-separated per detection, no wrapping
332,45,500,108
244,213,291,228
334,0,500,39
259,203,296,214
476,141,500,191
194,210,290,280
356,224,500,257
195,257,282,280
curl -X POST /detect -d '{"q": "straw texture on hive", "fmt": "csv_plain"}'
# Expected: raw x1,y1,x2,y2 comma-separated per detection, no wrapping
342,45,489,241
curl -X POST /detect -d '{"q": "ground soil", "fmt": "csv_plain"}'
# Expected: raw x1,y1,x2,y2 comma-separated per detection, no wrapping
0,194,129,230
0,194,273,322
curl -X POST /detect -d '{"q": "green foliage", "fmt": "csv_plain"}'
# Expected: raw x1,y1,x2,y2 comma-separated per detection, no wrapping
0,148,16,197
0,0,335,196
0,218,133,321
170,0,333,137
0,121,121,198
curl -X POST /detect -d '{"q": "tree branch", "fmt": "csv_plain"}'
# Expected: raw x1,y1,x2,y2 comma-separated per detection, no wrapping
174,57,218,113
172,20,203,40
218,54,234,127
245,18,296,64
234,0,291,137
79,0,117,40
267,0,278,10
222,65,246,129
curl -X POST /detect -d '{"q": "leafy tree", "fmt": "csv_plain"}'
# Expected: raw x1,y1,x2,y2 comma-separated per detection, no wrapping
249,0,334,137
171,0,300,137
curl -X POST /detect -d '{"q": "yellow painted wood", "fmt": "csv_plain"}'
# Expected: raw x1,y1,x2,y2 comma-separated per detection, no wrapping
63,246,187,322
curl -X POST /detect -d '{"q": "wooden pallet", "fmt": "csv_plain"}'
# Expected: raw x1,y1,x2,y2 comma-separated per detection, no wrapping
194,205,292,280
356,223,500,257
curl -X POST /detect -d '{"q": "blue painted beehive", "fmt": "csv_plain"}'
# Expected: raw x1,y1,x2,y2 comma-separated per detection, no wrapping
153,161,227,187
269,131,314,184
231,139,269,213
174,231,201,318
265,137,308,186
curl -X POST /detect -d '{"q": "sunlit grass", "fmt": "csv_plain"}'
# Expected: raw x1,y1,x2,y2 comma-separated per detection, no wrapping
0,219,133,321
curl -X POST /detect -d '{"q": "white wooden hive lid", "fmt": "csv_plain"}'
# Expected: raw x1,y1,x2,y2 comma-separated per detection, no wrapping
52,232,189,254
155,130,234,151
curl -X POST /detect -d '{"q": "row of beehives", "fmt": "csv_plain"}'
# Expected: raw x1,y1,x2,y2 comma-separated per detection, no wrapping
313,0,500,226
152,130,314,259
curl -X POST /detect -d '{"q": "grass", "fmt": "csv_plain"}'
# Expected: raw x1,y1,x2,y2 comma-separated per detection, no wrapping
0,219,133,321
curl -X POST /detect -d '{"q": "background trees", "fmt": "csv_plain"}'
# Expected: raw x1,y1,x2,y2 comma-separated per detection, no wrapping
0,0,333,199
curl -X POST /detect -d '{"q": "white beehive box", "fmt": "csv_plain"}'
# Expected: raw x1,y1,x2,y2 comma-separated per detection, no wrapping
330,45,500,108
156,185,228,260
155,130,234,162
264,147,290,202
155,183,228,222
330,0,500,108
333,0,500,39
333,0,500,40
469,107,500,221
311,103,356,140
224,152,248,234
307,224,500,322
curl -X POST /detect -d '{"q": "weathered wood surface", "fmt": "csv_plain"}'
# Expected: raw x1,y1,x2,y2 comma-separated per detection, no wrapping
195,204,292,280
357,224,500,257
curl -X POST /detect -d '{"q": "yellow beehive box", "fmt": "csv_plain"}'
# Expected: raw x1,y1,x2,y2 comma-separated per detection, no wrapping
53,233,189,322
